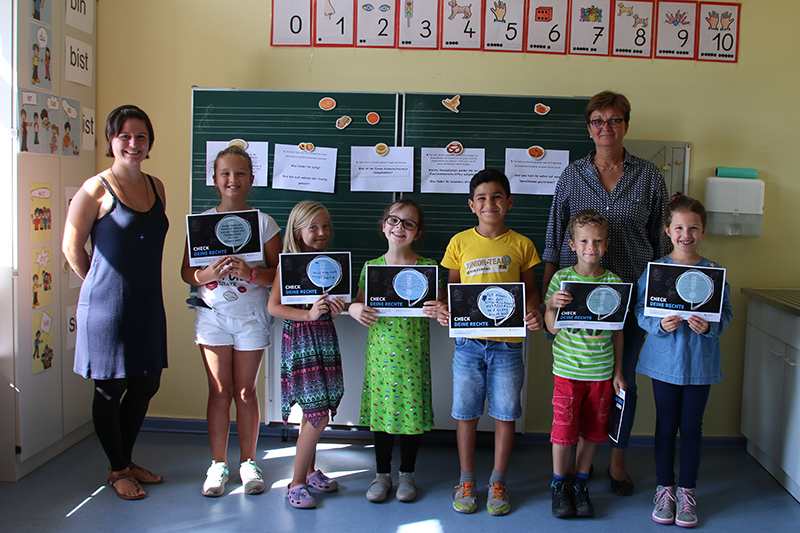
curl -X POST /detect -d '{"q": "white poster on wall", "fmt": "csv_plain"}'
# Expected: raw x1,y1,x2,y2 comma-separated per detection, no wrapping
65,0,95,35
82,107,95,151
64,35,93,87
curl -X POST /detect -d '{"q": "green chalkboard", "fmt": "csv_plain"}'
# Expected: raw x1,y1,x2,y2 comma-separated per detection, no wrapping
401,93,594,284
191,88,398,273
191,89,595,295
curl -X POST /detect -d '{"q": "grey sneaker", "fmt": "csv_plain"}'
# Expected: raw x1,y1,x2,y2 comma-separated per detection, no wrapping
675,487,698,528
652,485,677,524
452,481,478,513
239,459,265,495
366,474,392,503
487,482,510,516
202,461,229,497
396,472,417,502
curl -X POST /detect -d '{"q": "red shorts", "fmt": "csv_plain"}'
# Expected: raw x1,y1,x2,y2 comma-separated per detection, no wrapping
550,375,613,446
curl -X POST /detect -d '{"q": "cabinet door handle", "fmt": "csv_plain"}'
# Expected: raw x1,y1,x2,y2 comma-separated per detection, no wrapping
785,358,797,367
769,349,785,357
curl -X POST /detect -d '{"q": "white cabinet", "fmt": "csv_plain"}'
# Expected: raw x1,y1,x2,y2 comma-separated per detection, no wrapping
741,292,800,502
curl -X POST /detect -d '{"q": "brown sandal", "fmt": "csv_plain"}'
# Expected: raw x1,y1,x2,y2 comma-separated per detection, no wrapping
129,463,165,484
108,467,146,500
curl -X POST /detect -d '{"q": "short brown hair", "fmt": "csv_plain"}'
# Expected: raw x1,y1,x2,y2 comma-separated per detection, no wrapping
584,91,631,123
568,209,610,241
104,105,155,157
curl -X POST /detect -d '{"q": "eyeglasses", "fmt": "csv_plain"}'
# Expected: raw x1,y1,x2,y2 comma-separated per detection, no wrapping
385,216,419,230
589,118,625,129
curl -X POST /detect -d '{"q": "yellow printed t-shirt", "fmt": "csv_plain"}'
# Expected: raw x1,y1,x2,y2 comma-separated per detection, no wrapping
441,228,541,343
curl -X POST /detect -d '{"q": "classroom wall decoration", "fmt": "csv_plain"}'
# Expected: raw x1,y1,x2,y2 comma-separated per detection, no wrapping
271,0,740,62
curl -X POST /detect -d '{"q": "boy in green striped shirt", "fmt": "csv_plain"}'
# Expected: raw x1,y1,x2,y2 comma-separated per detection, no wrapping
544,209,626,519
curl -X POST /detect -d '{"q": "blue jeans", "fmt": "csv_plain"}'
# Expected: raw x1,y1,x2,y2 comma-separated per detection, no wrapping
610,311,646,449
451,338,524,421
652,380,711,488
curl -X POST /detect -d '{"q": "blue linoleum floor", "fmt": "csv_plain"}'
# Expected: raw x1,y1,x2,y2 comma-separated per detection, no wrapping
1,429,798,532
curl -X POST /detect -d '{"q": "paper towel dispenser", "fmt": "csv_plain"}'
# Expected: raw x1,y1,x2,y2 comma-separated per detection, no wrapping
704,177,764,237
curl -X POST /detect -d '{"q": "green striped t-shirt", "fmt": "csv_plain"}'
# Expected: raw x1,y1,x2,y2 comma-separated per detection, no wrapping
546,267,621,381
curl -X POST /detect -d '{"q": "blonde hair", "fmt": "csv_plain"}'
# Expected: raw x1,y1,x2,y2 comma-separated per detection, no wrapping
283,201,332,253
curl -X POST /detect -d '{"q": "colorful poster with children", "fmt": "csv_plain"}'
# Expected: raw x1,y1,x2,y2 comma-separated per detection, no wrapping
31,246,53,310
18,88,61,155
29,22,53,91
61,97,81,156
31,0,52,25
30,183,52,243
31,310,54,374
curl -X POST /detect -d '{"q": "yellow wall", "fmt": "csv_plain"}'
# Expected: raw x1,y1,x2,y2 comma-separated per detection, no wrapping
96,1,799,437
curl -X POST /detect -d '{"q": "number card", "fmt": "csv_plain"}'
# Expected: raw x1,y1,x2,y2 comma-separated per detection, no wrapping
643,262,727,322
483,0,525,52
315,0,356,46
569,0,612,56
553,281,633,330
279,252,352,304
441,0,484,50
186,210,264,267
611,1,654,58
526,0,568,54
272,0,312,46
356,0,397,47
365,264,438,316
448,282,526,338
697,3,739,62
399,0,440,49
655,1,698,59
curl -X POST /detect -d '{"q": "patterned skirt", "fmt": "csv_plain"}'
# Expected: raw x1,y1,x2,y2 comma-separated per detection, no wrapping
280,317,344,428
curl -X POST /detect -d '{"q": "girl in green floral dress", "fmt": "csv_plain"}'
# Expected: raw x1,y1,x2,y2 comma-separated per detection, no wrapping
350,199,445,503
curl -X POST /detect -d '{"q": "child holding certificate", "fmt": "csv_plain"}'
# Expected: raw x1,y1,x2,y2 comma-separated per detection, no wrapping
349,199,444,503
635,195,732,528
545,209,626,519
267,201,345,509
181,146,281,497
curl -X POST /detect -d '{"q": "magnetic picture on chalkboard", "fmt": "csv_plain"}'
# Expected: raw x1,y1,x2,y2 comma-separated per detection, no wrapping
643,262,726,322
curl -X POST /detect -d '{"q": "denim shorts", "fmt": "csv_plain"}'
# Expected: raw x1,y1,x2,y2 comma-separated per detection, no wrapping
194,307,271,351
451,338,524,422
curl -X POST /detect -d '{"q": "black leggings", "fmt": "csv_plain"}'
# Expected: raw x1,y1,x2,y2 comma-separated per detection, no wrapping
93,374,161,471
373,431,422,474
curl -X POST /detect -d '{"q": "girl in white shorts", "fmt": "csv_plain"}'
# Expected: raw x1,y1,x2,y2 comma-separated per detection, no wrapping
181,146,281,497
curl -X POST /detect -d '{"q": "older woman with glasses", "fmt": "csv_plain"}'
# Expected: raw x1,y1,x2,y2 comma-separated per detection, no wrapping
541,91,670,497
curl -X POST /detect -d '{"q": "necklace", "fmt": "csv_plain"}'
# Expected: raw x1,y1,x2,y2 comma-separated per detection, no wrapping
109,168,150,240
592,155,623,171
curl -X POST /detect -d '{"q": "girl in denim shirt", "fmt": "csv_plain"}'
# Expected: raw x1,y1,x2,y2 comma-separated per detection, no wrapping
635,195,732,528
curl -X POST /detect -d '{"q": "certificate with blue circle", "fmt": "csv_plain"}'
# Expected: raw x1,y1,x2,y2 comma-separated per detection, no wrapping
448,282,526,338
365,264,439,317
186,210,263,267
643,262,726,322
554,281,633,330
279,252,352,304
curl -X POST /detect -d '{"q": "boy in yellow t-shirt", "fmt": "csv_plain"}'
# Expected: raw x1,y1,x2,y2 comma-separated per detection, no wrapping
436,169,543,516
